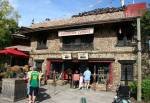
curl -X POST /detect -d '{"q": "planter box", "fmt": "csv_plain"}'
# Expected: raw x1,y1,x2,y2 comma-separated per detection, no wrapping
1,78,27,102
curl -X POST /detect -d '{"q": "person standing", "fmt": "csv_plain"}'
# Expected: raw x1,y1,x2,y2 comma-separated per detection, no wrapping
26,67,34,96
79,73,84,89
83,68,91,89
28,67,40,103
66,68,72,87
72,70,80,88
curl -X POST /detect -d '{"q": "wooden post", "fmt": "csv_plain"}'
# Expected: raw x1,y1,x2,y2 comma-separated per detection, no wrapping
46,60,51,80
62,63,64,80
137,18,142,102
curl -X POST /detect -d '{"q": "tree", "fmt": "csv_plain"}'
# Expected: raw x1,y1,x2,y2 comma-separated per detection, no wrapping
0,0,20,49
141,10,150,36
132,10,150,53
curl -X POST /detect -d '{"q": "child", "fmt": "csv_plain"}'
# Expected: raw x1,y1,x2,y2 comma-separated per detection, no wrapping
79,73,84,89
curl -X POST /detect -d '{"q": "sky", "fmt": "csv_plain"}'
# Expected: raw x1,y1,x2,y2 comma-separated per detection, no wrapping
8,0,150,27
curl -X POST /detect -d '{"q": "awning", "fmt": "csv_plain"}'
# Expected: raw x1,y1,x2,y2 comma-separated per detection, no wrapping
0,48,29,58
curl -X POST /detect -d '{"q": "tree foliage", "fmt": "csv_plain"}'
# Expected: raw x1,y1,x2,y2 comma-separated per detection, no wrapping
0,0,20,49
141,10,150,36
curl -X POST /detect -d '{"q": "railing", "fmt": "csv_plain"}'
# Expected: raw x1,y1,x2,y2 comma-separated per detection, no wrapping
62,43,93,51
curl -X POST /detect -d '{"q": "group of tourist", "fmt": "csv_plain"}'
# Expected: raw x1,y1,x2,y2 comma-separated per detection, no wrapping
25,66,91,103
71,68,91,89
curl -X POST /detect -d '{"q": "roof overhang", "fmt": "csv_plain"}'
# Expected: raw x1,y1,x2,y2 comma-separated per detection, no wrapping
20,17,137,35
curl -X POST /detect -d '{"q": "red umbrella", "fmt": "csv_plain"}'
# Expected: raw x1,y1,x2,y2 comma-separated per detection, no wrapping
0,48,29,58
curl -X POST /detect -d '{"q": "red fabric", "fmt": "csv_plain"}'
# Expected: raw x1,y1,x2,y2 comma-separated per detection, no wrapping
46,60,50,80
63,71,68,80
109,63,113,84
0,48,29,58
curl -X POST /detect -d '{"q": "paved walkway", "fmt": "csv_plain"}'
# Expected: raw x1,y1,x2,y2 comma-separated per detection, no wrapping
0,85,115,103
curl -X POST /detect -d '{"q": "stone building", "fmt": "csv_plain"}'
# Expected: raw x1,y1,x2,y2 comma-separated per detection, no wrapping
20,3,147,91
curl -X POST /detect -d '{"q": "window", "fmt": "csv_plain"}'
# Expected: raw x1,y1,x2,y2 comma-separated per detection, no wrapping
36,33,48,50
97,64,110,84
119,60,135,81
121,63,133,81
116,23,134,47
62,35,94,50
35,60,44,71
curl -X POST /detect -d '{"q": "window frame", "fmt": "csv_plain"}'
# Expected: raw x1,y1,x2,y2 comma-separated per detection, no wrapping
36,33,48,50
118,60,135,81
116,23,135,47
62,35,94,51
121,63,134,81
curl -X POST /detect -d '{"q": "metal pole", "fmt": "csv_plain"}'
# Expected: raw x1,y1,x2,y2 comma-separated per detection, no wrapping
133,0,135,4
137,18,142,102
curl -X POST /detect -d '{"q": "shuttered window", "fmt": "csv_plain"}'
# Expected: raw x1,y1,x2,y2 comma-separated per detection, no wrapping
121,63,133,81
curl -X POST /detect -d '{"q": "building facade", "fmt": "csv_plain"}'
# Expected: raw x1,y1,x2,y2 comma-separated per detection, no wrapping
21,3,147,91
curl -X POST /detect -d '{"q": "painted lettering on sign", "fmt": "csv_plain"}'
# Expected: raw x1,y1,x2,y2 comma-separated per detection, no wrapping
62,54,72,60
78,53,88,60
58,28,94,37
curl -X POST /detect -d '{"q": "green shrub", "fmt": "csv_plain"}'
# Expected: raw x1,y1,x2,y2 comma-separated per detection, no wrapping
4,71,13,78
129,77,150,102
129,81,137,99
142,79,150,102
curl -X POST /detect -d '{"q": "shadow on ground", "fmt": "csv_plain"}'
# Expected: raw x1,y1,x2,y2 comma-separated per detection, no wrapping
36,87,51,103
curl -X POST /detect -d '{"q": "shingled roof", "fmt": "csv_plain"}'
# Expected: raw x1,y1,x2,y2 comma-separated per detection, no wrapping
21,3,146,34
72,6,126,17
31,11,126,29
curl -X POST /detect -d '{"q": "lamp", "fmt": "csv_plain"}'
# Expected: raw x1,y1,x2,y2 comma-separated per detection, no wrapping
119,28,122,34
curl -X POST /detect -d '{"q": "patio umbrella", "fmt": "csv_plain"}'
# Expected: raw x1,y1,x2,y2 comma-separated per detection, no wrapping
0,48,29,58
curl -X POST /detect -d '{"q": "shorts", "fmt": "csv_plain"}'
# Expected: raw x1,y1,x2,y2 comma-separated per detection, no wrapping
29,86,39,96
84,80,90,84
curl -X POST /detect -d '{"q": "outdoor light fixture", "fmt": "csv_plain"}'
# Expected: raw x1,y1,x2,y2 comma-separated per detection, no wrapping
119,28,122,34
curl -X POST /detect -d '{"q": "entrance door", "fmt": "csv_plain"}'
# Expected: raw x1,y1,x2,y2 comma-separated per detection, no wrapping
88,62,112,84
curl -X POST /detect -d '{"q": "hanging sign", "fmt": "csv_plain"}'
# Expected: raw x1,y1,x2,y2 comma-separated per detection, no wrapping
58,28,94,37
78,53,88,60
62,54,72,60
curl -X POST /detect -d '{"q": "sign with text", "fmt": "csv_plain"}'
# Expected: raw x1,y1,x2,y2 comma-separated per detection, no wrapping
78,53,88,60
62,54,72,60
58,28,94,37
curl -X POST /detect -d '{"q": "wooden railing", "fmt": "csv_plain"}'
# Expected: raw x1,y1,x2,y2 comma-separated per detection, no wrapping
62,43,93,51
